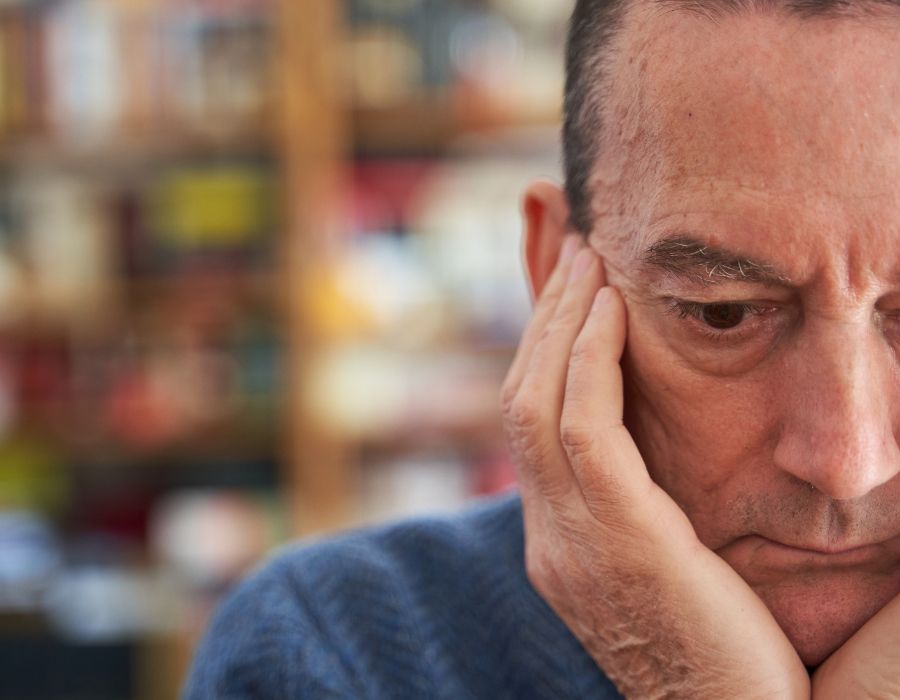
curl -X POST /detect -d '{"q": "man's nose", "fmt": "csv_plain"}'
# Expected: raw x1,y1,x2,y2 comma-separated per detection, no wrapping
773,317,900,500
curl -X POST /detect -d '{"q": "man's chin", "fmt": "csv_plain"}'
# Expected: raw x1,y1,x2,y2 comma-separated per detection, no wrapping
753,574,900,667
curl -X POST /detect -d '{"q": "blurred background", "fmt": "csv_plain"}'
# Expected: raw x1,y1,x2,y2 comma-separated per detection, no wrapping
0,0,569,697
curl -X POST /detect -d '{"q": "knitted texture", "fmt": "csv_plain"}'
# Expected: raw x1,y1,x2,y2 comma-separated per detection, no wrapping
183,492,623,699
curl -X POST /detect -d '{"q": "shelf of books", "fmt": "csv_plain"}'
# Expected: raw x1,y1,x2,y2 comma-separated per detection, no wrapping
292,0,569,534
0,1,286,698
0,0,570,697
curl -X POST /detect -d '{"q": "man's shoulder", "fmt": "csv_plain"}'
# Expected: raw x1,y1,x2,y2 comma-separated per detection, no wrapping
272,490,527,593
183,492,622,699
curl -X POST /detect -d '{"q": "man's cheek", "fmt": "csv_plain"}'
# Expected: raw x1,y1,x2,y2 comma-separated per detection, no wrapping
622,308,777,499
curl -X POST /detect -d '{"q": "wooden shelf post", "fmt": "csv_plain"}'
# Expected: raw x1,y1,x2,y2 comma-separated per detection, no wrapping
274,1,352,536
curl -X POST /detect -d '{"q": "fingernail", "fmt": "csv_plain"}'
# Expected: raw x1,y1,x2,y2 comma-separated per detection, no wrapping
560,235,581,264
569,249,594,281
593,287,611,311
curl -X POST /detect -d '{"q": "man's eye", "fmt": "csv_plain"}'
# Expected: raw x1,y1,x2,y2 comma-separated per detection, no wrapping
670,301,759,331
699,303,748,329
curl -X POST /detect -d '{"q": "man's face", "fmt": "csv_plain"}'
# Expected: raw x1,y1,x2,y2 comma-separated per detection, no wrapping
594,8,900,666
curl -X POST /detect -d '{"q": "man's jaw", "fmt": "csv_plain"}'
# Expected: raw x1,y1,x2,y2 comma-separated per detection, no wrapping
719,535,900,667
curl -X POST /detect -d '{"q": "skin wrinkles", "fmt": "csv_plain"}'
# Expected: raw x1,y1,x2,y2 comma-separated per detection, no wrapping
586,5,900,665
627,188,900,311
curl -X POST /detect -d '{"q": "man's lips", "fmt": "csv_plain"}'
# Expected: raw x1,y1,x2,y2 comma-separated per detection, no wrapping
723,535,895,572
753,536,885,567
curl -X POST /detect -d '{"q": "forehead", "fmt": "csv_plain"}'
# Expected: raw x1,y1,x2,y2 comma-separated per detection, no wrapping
603,6,900,277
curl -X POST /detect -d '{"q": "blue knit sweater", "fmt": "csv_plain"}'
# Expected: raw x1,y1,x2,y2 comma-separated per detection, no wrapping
183,492,623,699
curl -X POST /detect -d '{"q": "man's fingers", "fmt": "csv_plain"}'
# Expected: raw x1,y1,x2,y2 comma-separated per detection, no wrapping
522,248,607,427
501,234,583,409
561,286,654,513
567,287,626,422
508,248,606,505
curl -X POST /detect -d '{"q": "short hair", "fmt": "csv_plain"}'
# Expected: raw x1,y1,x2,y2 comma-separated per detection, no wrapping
563,0,900,235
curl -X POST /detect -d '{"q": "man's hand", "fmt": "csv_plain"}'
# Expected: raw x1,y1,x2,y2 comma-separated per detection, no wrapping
501,235,810,699
813,594,900,698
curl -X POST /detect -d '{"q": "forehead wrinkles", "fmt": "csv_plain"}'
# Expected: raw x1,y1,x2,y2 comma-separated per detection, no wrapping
593,3,900,267
616,8,900,188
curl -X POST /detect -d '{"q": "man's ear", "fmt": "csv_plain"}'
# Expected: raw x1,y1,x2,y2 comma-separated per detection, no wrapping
522,180,573,301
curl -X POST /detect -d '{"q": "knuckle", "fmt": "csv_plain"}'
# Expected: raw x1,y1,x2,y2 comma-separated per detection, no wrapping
520,434,554,478
508,392,542,432
529,323,558,361
559,420,594,460
499,379,518,415
503,392,554,473
569,334,602,368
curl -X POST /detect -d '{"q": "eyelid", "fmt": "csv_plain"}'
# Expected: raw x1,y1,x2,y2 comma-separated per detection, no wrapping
664,298,778,341
650,279,795,302
670,300,762,320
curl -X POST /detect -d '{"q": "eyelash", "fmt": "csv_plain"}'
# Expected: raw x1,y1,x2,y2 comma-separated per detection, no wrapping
665,299,768,341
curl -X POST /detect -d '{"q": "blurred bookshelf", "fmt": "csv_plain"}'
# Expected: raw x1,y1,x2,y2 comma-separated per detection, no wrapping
290,0,568,535
0,0,569,698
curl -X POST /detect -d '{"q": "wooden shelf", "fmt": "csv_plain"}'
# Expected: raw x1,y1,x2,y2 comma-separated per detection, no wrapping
0,125,274,169
60,439,279,470
352,98,561,154
123,269,277,304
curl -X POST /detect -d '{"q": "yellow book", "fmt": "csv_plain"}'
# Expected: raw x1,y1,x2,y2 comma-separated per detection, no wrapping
150,166,274,248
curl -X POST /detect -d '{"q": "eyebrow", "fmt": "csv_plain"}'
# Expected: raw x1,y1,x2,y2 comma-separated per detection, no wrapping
641,235,791,286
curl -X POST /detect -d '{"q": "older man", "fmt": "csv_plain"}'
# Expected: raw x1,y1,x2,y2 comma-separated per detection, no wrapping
185,1,900,697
